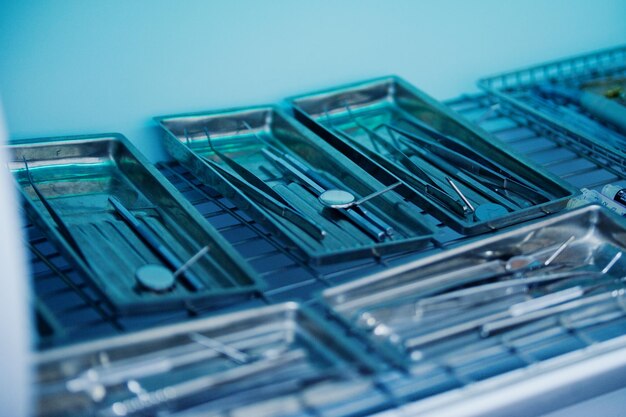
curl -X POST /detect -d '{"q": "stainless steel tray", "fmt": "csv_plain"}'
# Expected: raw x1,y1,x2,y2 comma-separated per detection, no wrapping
323,205,626,372
35,302,386,417
289,76,578,235
8,134,262,315
156,106,435,265
479,45,626,163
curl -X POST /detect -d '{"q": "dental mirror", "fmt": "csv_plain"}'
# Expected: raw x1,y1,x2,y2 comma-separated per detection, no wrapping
135,264,176,293
318,182,401,209
474,203,508,221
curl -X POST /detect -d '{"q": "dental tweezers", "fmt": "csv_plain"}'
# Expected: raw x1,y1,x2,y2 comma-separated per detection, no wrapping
385,124,550,206
201,156,327,241
262,147,393,242
239,121,398,241
326,117,468,217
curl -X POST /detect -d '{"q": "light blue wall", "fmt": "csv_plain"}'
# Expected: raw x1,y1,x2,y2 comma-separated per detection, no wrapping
1,0,625,160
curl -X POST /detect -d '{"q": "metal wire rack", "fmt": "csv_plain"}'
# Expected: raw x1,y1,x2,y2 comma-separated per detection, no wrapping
479,45,626,166
26,91,626,413
480,46,626,91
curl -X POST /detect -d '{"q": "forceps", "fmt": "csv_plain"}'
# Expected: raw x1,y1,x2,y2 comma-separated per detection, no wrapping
201,155,327,241
108,196,205,292
341,103,523,216
323,109,469,217
193,129,327,241
239,121,399,241
384,124,550,206
103,349,310,416
261,147,397,241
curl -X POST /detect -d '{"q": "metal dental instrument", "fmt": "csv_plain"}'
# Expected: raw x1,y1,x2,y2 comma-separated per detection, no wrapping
22,157,87,262
357,268,599,334
254,133,397,241
603,251,623,274
351,117,440,190
201,155,327,241
204,128,296,209
341,104,452,199
561,299,626,330
104,349,309,416
159,363,352,417
393,106,556,198
134,264,176,293
333,127,468,217
325,111,468,217
239,120,398,240
348,237,576,324
189,332,249,364
185,126,326,241
389,131,517,211
445,177,475,213
318,182,401,209
543,235,576,266
387,124,549,206
108,196,204,292
344,238,572,317
342,104,526,216
342,257,545,318
413,270,603,316
161,368,348,417
391,105,506,167
508,286,586,317
262,148,390,241
481,287,626,337
174,246,211,279
153,209,239,288
386,120,548,200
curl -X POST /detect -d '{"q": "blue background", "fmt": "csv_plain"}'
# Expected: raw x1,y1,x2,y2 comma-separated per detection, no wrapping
1,0,625,161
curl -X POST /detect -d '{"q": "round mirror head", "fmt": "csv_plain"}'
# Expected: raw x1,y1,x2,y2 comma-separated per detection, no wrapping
318,189,355,208
135,264,175,293
505,255,536,272
474,203,508,221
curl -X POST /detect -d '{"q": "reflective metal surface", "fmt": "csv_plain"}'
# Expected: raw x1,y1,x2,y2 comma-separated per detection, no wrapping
289,76,578,235
323,206,626,371
34,303,386,417
156,106,435,264
8,134,262,314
